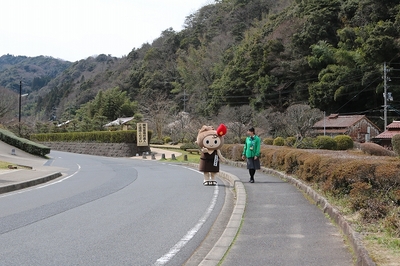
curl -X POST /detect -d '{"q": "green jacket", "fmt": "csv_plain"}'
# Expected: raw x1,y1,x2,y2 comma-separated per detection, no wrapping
242,135,261,158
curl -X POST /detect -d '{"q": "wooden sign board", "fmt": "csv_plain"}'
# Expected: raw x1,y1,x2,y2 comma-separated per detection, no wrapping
137,123,148,146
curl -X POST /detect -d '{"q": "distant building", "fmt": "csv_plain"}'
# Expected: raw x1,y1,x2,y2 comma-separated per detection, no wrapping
57,120,72,128
104,117,134,130
312,114,380,142
372,121,400,148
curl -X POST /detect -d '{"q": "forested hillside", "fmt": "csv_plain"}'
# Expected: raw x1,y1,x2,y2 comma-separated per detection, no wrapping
0,54,71,93
1,0,400,131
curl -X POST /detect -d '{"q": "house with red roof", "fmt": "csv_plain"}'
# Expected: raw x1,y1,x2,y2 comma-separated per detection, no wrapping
312,114,381,143
372,121,400,148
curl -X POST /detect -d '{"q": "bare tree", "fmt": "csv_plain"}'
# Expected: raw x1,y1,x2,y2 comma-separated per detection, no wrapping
265,108,288,138
217,105,253,143
0,87,18,122
284,104,323,140
139,93,176,140
166,111,194,143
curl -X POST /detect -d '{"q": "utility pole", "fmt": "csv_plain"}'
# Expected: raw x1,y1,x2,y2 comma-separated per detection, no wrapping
19,81,22,123
182,90,188,112
383,62,392,131
19,81,22,135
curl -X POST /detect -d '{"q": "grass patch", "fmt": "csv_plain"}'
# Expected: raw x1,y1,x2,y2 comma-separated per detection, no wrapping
160,151,201,163
0,160,16,169
364,233,400,264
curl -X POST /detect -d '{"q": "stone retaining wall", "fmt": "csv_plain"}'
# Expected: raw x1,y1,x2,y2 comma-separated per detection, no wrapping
40,142,150,157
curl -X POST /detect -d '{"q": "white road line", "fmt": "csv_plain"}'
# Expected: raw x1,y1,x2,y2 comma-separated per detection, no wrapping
154,181,219,265
37,164,81,189
0,164,81,198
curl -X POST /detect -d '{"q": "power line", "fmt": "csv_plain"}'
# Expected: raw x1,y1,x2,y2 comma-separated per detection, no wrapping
334,77,381,113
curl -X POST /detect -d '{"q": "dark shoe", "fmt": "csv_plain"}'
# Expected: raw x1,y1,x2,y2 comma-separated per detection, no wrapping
249,178,254,183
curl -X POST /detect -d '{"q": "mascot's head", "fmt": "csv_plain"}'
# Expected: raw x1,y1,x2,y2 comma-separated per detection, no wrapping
196,124,227,150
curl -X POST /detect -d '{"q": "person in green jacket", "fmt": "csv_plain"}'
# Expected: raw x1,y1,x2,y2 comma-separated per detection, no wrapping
241,127,261,183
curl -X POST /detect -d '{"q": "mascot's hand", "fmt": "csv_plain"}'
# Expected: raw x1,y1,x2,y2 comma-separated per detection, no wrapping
201,147,209,153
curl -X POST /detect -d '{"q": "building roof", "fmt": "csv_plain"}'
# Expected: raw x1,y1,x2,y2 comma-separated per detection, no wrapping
386,121,400,129
313,114,370,129
57,120,72,127
374,121,400,139
374,131,400,139
313,129,347,134
104,117,134,127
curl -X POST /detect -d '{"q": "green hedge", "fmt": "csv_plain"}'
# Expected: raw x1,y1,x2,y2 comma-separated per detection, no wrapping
0,129,50,156
31,130,152,143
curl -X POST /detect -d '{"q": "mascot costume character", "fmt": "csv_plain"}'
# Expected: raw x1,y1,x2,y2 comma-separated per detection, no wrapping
195,124,227,186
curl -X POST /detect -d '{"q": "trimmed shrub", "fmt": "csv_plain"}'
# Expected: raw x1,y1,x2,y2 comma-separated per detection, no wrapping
360,142,395,156
31,130,149,144
263,138,274,145
150,138,164,145
334,135,353,150
297,137,316,149
163,136,172,143
273,137,285,146
285,137,296,147
392,134,400,155
221,144,243,161
180,142,198,150
314,136,337,150
0,129,50,156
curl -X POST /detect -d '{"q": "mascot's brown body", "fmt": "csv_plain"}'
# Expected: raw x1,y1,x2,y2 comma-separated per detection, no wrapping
196,124,227,186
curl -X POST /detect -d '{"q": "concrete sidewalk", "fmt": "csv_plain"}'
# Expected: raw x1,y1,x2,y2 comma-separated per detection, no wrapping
207,162,375,266
0,141,64,194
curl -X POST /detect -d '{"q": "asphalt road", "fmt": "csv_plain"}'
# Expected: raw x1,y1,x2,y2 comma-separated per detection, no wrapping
0,151,226,266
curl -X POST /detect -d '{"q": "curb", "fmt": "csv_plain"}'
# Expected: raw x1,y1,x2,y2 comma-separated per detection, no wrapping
0,172,63,194
199,171,246,266
185,163,246,266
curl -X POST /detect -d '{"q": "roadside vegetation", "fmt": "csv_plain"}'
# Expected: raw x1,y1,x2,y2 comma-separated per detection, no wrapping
0,161,16,169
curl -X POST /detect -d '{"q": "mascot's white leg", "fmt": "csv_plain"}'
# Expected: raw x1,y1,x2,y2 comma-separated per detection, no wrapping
210,172,217,185
203,172,210,185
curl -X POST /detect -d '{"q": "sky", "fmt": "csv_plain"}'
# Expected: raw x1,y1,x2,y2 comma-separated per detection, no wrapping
1,0,210,62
